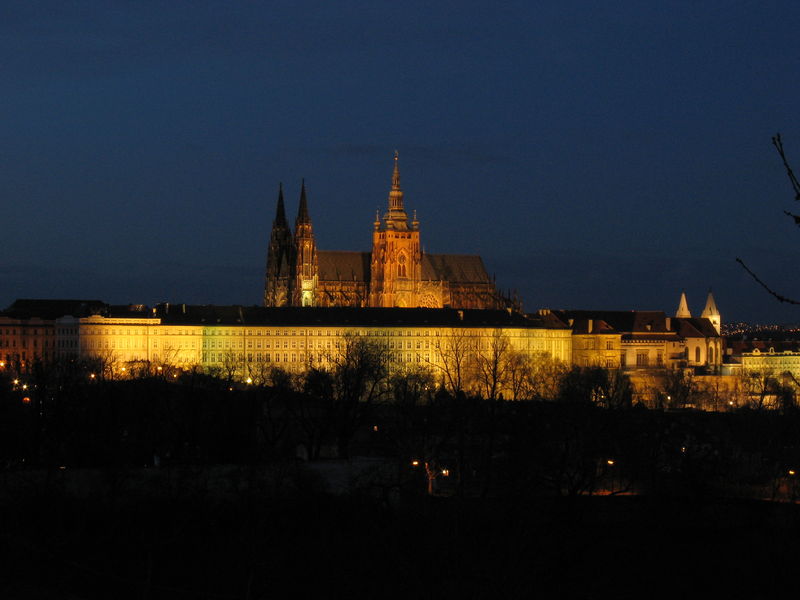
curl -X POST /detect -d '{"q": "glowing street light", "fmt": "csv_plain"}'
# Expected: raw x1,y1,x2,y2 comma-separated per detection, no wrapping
607,459,615,466
411,460,420,467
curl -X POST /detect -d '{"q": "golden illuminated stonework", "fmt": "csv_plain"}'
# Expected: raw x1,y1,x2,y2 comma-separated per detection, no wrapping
264,154,505,310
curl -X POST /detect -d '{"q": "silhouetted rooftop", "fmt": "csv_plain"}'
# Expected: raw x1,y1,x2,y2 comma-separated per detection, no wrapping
154,304,561,329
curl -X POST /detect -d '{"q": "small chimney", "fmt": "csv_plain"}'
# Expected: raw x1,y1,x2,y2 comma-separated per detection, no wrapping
587,319,593,334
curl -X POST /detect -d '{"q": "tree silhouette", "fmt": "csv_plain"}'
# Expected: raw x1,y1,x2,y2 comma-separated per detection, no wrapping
737,134,800,304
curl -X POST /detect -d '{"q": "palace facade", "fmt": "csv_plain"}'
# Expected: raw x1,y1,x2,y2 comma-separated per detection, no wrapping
551,291,723,373
264,154,504,310
1,304,570,398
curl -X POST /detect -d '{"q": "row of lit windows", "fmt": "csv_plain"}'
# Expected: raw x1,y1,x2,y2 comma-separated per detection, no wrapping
582,340,617,350
1,328,54,336
0,339,54,348
200,351,435,365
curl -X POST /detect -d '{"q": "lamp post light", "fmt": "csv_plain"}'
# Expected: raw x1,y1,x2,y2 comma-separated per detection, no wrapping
606,459,616,494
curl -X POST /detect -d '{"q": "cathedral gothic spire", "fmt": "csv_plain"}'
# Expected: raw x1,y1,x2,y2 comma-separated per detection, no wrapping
264,183,294,307
296,178,311,225
383,152,411,230
390,151,403,209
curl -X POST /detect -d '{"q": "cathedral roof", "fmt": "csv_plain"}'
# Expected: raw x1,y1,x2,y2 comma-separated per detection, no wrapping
422,254,491,284
315,251,492,285
318,251,371,282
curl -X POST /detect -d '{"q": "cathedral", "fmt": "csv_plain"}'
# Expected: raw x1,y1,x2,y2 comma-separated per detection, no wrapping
263,154,504,309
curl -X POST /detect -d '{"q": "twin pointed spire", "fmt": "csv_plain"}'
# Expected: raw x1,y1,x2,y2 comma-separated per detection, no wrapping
271,180,312,233
674,290,721,333
675,290,720,319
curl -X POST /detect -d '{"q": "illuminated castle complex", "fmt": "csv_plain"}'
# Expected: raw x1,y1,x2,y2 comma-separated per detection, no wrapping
264,154,503,310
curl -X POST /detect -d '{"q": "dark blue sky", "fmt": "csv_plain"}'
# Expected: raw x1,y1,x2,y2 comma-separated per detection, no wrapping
2,1,800,323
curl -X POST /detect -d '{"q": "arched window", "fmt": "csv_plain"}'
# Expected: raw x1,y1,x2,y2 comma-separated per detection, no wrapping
398,253,407,278
708,346,714,364
695,347,701,363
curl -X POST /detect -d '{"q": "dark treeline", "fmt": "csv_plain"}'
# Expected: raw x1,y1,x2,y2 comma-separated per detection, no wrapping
4,359,800,597
3,359,800,502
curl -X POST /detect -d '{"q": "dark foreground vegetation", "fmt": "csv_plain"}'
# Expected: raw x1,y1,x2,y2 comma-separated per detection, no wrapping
3,492,800,599
3,363,800,597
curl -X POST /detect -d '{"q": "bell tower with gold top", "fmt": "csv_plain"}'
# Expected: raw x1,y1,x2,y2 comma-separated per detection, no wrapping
369,153,422,307
292,180,318,307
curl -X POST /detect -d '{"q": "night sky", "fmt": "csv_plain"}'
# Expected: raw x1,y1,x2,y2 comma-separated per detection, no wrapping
2,1,800,323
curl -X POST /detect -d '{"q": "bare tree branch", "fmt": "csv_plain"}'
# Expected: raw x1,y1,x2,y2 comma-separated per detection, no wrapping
784,210,800,225
772,133,800,202
736,135,800,305
736,257,800,305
